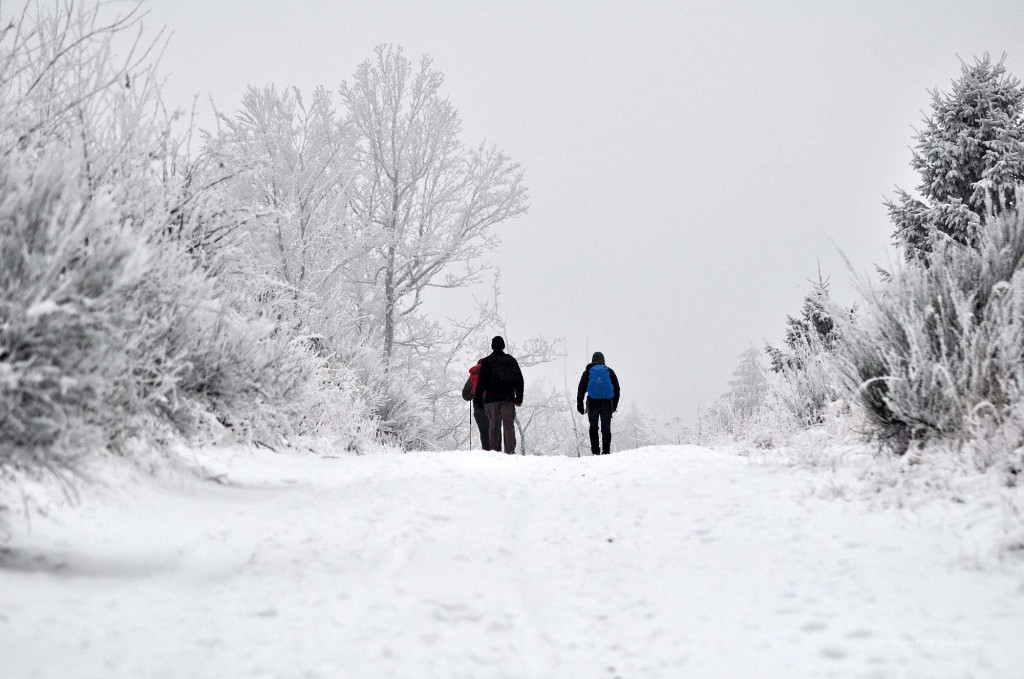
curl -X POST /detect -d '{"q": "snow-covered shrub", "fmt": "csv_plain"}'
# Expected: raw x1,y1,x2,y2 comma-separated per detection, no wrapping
0,153,144,472
358,359,434,450
764,332,844,430
295,352,382,453
128,293,320,446
0,0,387,495
964,402,1024,484
834,208,1024,455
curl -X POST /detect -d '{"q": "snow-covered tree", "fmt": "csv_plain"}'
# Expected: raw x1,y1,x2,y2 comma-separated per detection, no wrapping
209,85,368,347
762,268,856,427
765,268,845,373
207,47,547,449
340,45,528,368
614,405,658,451
725,347,768,422
0,0,383,494
888,55,1024,263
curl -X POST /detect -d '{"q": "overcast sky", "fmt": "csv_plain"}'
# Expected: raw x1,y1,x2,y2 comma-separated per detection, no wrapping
11,0,1024,424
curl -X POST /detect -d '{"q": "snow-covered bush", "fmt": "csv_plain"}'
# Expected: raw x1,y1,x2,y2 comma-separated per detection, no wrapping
764,332,844,430
357,360,434,450
966,401,1024,485
0,0,388,500
137,296,319,445
834,208,1024,455
0,1,173,475
294,351,381,453
0,153,142,472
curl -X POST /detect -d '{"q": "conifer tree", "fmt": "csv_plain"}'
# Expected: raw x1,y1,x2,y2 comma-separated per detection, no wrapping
726,347,767,421
888,55,1024,263
765,269,842,373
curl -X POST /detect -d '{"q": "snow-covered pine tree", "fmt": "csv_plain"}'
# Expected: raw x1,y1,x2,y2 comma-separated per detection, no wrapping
725,347,768,421
765,268,842,373
888,55,1024,263
614,405,657,451
763,269,853,427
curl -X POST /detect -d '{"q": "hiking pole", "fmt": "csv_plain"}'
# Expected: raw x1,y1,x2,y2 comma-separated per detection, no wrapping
469,401,473,449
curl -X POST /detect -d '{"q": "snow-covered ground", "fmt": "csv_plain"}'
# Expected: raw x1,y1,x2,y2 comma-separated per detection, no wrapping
2,445,1022,678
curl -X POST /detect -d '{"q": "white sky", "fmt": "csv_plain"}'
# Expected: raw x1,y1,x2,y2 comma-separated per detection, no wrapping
8,0,1024,424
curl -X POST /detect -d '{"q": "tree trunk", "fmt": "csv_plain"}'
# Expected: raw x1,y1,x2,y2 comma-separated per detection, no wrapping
383,244,396,369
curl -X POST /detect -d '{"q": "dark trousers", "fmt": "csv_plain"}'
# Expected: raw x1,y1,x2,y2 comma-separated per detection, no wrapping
485,401,517,454
588,400,612,455
473,406,490,450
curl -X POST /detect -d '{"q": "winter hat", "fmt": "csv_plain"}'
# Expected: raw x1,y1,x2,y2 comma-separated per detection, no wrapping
491,336,506,351
592,351,605,364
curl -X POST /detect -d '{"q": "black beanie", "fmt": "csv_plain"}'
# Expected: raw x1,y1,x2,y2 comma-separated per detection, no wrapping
592,351,605,364
492,335,506,351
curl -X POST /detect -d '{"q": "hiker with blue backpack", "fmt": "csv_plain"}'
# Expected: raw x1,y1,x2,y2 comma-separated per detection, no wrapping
576,352,621,455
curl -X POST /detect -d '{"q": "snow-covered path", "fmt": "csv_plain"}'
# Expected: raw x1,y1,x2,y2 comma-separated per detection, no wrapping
2,446,1022,678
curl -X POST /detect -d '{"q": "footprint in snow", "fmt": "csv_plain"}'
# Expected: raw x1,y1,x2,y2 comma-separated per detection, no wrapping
820,645,849,659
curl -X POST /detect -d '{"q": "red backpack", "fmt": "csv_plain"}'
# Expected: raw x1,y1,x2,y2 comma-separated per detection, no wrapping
462,364,482,401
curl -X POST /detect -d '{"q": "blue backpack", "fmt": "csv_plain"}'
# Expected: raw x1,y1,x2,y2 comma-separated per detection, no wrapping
587,364,614,399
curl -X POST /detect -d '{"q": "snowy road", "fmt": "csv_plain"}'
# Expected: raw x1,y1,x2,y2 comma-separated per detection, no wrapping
2,446,1022,678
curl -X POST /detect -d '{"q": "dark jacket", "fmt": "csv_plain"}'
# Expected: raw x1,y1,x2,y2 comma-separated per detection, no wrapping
577,361,621,413
474,349,524,407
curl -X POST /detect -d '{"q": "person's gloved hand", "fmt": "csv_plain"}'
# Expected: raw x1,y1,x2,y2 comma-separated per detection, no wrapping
577,404,585,415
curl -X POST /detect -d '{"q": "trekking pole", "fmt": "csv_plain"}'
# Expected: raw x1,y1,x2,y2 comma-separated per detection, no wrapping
469,402,473,449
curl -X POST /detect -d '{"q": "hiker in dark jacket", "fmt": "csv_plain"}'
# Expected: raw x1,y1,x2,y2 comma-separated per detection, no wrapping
461,359,489,450
577,352,621,455
473,336,525,454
